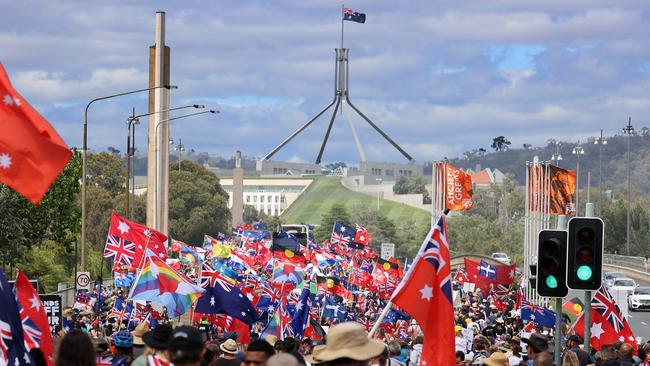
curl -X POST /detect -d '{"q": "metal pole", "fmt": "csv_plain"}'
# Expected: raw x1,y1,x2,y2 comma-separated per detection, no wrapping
627,119,631,256
576,154,580,216
131,122,136,220
340,4,344,49
584,202,595,352
587,171,591,204
599,129,603,205
555,297,562,366
126,115,132,217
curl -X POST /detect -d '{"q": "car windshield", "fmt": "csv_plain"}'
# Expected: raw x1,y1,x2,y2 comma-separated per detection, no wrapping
635,287,650,295
606,272,625,279
614,280,635,287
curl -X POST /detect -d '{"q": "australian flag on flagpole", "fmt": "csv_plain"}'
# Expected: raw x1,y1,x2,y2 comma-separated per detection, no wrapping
343,7,366,23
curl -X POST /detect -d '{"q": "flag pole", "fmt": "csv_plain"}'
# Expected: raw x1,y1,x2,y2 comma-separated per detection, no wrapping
341,4,345,49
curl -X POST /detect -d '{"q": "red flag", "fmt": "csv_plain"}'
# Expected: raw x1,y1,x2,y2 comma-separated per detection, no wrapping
15,271,53,365
108,211,168,267
392,215,455,365
354,225,371,246
573,286,637,352
464,258,516,293
0,63,72,204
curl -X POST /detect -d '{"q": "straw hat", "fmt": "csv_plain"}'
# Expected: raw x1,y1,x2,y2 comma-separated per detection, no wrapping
304,322,385,363
483,351,508,366
132,322,149,346
220,339,239,355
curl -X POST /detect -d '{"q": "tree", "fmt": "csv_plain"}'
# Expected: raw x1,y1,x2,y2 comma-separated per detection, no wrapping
522,143,532,150
243,205,260,224
314,204,352,243
491,136,511,152
393,176,409,194
86,152,126,197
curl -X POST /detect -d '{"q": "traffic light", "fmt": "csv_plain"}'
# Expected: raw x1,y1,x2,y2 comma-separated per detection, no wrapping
567,217,604,290
536,230,569,297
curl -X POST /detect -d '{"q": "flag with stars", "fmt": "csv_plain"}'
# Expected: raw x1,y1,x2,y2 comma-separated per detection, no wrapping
128,249,205,317
520,300,556,328
0,63,72,204
15,271,52,362
0,269,34,365
391,214,455,366
343,7,366,23
464,258,516,294
573,286,637,352
196,263,258,325
289,283,314,339
108,211,168,268
331,221,356,246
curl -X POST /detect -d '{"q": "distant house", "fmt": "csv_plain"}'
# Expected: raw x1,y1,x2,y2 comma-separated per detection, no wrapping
469,168,506,188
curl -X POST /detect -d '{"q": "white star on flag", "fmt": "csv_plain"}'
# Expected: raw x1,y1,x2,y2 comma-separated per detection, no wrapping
30,294,41,311
341,226,346,232
619,336,625,342
590,322,605,339
241,311,246,317
3,94,13,105
420,284,433,301
117,221,130,235
0,153,11,169
296,302,303,311
509,270,515,279
210,296,216,307
267,305,275,313
530,314,536,320
144,229,152,237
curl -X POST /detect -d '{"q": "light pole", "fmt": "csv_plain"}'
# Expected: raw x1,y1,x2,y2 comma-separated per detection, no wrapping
154,110,218,227
551,143,563,166
175,138,185,171
125,104,203,219
593,129,607,206
376,178,382,211
622,117,634,255
572,144,585,216
81,84,177,271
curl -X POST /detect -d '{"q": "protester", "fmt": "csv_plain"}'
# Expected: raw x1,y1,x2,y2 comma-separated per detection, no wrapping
243,339,275,366
533,352,553,366
409,336,423,366
564,334,591,366
563,350,579,366
387,340,405,366
267,353,301,366
132,322,149,359
111,330,135,365
167,325,206,366
617,343,635,366
214,339,240,366
304,322,385,366
132,323,173,366
54,329,96,366
201,342,221,366
523,334,549,365
483,351,508,366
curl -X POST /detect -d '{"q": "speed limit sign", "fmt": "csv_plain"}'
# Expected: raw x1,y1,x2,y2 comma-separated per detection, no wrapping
76,272,91,290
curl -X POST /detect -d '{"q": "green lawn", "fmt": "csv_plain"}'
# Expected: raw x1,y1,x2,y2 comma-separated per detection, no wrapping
281,177,431,225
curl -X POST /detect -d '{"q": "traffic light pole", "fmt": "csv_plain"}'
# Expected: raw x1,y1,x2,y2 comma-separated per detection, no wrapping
555,214,567,366
584,202,595,352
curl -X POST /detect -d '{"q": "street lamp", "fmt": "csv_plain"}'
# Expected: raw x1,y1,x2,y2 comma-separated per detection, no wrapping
154,110,219,227
125,104,203,219
174,138,185,171
81,84,177,272
375,178,383,211
572,144,585,216
551,143,563,165
594,129,607,205
622,117,635,255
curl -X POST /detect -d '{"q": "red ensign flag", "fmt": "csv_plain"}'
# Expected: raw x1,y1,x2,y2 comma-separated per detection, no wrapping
0,63,71,204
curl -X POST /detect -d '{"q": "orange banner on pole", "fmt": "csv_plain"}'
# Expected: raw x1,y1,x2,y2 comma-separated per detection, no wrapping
549,165,576,215
445,163,473,211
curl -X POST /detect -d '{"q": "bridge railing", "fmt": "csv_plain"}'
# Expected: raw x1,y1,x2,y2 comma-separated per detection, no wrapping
604,254,648,274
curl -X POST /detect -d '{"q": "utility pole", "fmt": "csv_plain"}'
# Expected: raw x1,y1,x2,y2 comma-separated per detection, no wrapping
622,117,634,255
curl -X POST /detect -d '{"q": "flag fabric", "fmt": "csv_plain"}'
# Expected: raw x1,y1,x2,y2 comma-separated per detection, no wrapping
391,214,455,366
322,297,350,323
103,234,136,266
0,270,34,365
289,284,313,339
549,165,577,215
573,286,637,352
353,225,371,246
316,276,345,297
454,267,468,285
271,241,305,267
563,297,584,325
0,63,72,204
343,7,366,23
128,249,205,317
464,258,516,293
330,221,355,245
196,263,258,325
445,163,474,211
520,300,556,328
174,239,202,263
271,261,305,285
108,212,168,267
15,271,52,362
96,355,113,366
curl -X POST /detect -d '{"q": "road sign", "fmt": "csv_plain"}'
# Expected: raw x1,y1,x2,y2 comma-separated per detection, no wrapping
380,243,395,260
76,271,91,290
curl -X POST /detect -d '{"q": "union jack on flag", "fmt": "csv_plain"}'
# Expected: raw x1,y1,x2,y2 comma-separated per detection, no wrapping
418,215,452,302
1,319,13,361
330,232,350,245
20,316,42,350
201,263,236,292
103,234,136,266
592,286,625,332
96,355,113,366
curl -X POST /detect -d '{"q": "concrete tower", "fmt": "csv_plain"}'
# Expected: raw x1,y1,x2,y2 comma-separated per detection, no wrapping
231,151,244,226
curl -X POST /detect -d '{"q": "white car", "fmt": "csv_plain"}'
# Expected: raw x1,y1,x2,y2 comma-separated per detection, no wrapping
610,277,637,294
491,252,511,265
628,286,650,311
603,272,626,287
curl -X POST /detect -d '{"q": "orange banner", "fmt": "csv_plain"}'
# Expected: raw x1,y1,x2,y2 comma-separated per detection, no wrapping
445,163,473,211
549,165,576,215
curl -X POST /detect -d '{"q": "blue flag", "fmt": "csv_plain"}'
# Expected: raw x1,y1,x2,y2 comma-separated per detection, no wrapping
290,285,313,339
195,277,258,325
479,260,497,280
322,296,350,324
521,301,556,328
343,7,366,23
383,308,411,324
0,270,34,365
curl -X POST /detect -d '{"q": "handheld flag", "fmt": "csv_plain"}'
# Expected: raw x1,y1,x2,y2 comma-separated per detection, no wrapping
196,263,258,325
15,271,52,361
521,300,556,328
0,63,72,204
0,270,34,365
107,212,168,266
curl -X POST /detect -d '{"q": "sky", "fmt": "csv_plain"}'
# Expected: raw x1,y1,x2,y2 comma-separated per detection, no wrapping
2,0,650,165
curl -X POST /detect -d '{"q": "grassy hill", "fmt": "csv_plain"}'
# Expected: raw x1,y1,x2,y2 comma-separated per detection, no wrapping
280,177,431,225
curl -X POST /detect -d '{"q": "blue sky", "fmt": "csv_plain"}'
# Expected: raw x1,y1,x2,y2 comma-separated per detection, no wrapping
2,0,650,164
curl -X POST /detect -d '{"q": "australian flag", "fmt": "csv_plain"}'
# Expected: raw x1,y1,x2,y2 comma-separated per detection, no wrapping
289,286,313,339
343,7,366,23
195,276,258,325
331,221,355,246
521,300,556,328
0,271,34,365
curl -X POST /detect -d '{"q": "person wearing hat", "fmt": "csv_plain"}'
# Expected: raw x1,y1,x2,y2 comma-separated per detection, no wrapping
132,322,149,359
166,325,205,366
455,326,468,354
563,334,592,366
132,323,173,366
522,333,549,365
214,339,240,366
483,351,508,366
305,322,385,366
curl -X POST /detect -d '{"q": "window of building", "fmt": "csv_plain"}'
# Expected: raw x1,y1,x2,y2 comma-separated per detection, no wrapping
275,196,279,203
261,196,265,203
280,196,286,203
246,195,250,203
386,169,394,176
253,196,258,203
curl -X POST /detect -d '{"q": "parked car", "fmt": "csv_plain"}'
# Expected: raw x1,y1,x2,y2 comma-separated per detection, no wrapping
629,286,650,311
491,252,511,265
610,277,637,294
603,272,626,288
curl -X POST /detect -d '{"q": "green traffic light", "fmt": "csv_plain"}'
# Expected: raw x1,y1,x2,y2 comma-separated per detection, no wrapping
545,275,558,289
577,265,593,281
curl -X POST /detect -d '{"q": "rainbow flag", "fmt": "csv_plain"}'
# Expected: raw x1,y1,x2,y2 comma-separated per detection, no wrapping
128,249,205,317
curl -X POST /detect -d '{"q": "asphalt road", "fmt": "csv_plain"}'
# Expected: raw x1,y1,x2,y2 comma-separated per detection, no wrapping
628,309,650,343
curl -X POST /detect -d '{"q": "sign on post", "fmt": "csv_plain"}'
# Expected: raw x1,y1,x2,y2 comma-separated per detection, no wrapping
76,271,91,291
380,243,395,260
40,294,62,335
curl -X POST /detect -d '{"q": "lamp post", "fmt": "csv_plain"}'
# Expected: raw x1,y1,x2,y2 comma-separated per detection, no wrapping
593,129,607,206
622,117,635,255
81,84,177,271
376,178,383,211
551,143,563,166
125,104,203,218
154,110,218,227
175,138,185,171
572,144,585,216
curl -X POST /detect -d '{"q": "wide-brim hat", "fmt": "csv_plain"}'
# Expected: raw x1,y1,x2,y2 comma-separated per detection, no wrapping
132,322,149,346
484,351,508,366
523,333,549,353
220,339,238,355
142,324,173,349
304,322,385,363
